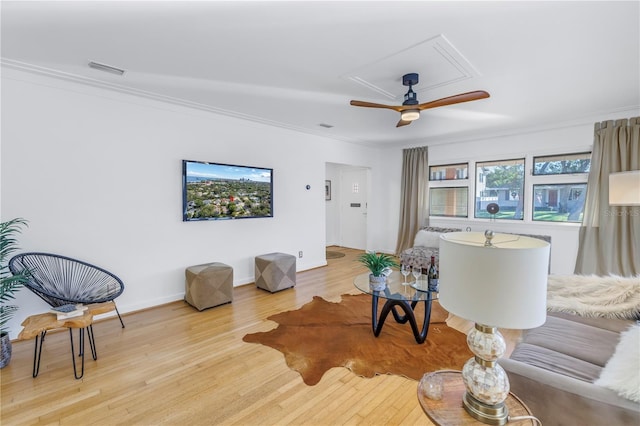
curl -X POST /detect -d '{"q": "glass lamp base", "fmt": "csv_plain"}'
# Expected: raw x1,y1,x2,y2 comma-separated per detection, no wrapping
461,323,510,425
463,391,509,425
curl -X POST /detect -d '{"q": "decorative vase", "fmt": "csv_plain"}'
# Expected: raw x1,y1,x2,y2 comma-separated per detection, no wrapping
369,274,387,291
0,333,11,369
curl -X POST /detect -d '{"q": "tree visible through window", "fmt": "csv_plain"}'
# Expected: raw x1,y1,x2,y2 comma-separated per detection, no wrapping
532,152,590,223
475,159,525,219
533,152,591,175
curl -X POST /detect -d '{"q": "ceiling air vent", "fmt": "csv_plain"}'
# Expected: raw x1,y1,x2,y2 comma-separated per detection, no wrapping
88,61,126,76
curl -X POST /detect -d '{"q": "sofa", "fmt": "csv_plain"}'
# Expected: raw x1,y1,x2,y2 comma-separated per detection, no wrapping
499,275,640,426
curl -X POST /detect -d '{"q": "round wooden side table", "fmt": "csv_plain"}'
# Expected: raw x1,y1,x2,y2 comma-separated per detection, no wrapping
417,370,536,425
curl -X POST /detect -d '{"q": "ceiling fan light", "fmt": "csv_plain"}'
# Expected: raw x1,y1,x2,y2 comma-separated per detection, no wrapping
401,110,420,121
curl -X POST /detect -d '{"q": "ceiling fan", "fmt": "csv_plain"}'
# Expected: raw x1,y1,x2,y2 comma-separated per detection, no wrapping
350,73,490,127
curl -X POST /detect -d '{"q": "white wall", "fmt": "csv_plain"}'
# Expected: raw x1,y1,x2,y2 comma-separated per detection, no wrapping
377,109,640,274
0,68,385,338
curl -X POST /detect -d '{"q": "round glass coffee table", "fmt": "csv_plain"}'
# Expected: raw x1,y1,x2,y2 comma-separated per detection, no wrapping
353,271,438,344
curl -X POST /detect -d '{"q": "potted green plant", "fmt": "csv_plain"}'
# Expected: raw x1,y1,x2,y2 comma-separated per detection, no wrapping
357,252,399,291
1,218,29,368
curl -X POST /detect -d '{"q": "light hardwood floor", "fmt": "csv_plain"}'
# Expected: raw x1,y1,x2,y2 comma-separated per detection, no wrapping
0,247,518,425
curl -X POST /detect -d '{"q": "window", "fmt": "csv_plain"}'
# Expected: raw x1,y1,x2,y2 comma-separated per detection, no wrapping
475,159,525,219
429,163,468,180
533,152,591,175
533,184,587,222
428,152,590,224
531,152,590,223
430,187,468,217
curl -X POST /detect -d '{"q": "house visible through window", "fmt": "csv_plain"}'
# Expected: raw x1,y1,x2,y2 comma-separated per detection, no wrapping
429,163,468,180
533,183,587,222
427,152,590,224
531,152,590,222
475,158,525,220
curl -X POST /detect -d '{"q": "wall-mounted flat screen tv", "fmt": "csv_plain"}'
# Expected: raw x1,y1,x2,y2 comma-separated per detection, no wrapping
182,159,273,221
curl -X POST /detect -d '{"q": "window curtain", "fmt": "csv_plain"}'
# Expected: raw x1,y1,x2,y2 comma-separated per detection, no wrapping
574,117,640,276
395,146,429,254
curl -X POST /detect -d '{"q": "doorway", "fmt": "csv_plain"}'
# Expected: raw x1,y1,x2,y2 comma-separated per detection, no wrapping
325,163,369,250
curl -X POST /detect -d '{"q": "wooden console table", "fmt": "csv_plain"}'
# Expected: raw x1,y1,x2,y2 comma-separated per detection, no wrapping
19,302,116,379
417,370,536,425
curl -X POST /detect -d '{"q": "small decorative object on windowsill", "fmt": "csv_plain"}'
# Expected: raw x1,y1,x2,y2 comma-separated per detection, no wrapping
357,252,399,291
439,230,550,425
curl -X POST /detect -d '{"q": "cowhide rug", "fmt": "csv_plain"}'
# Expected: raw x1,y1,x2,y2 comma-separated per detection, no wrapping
242,293,471,385
547,274,640,319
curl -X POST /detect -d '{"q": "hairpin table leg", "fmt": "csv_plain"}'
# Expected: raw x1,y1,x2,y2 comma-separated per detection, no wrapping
69,328,85,379
31,331,47,378
87,325,97,360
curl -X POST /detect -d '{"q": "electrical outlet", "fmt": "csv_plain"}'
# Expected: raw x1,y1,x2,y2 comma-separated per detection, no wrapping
298,251,303,258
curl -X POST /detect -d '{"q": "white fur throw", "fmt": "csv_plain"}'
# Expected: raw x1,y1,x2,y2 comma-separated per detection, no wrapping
546,275,640,320
594,324,640,402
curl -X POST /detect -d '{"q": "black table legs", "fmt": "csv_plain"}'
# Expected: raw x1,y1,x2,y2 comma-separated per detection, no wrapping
370,295,434,344
31,325,97,379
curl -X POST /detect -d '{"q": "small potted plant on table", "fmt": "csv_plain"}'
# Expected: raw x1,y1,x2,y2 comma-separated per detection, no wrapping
357,252,399,291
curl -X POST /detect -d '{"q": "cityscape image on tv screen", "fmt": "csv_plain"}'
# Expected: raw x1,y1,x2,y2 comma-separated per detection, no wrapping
183,160,273,221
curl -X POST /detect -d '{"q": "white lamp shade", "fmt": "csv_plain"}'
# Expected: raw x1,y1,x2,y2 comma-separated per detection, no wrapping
439,232,550,329
609,171,640,206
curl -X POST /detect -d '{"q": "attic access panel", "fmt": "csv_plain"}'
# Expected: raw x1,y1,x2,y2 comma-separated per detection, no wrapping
342,34,481,101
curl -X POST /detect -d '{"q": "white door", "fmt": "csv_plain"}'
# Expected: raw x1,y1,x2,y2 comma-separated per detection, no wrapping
340,168,368,249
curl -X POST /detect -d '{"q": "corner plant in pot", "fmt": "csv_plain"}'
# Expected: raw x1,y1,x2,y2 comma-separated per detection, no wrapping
357,251,399,291
1,218,30,369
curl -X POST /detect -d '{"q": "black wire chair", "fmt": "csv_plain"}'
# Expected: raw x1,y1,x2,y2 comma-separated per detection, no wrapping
9,252,125,328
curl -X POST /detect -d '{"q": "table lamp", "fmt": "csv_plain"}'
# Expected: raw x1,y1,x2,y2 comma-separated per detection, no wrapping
438,231,550,425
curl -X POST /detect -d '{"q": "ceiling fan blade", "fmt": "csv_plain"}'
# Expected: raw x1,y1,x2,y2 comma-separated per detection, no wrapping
417,90,490,111
396,119,412,128
350,100,404,112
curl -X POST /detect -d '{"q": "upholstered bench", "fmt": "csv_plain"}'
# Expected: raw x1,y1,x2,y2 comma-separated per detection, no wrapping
185,262,233,310
254,252,296,293
399,226,461,273
400,228,551,273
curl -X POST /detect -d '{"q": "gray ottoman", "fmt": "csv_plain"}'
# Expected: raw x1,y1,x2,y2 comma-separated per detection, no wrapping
185,262,233,310
254,252,296,293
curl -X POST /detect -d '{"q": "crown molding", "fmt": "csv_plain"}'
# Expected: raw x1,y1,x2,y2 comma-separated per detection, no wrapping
400,105,640,149
4,58,637,151
1,58,363,145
